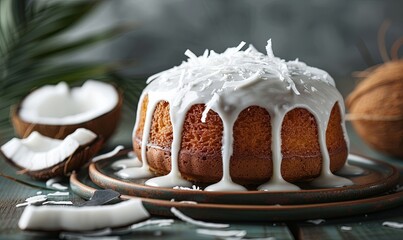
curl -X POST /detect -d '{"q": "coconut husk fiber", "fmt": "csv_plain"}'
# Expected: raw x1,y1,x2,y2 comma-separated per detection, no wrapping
346,60,403,157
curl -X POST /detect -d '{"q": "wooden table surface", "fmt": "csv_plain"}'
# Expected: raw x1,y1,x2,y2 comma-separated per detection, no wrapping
0,123,402,240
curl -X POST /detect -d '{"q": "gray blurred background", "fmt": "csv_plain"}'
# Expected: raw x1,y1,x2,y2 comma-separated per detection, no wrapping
66,0,402,159
68,0,402,90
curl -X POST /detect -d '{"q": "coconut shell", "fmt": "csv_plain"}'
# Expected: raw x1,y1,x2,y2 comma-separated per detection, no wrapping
11,87,123,144
2,137,104,180
346,60,403,157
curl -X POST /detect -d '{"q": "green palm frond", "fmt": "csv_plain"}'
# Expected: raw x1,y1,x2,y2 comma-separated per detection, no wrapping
0,0,141,143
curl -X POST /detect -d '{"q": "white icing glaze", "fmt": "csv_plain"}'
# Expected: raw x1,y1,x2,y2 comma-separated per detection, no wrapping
131,40,352,191
144,102,192,188
112,158,142,170
336,163,365,176
92,145,124,162
113,156,145,179
257,112,300,191
112,150,144,179
336,155,365,176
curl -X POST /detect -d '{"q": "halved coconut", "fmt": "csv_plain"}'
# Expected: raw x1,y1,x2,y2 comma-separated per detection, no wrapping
12,80,123,142
0,128,103,180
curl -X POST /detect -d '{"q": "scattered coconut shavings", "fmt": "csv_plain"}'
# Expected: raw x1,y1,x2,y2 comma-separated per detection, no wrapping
289,80,301,95
17,190,70,208
42,201,73,205
233,41,246,54
92,145,124,162
16,203,31,208
223,70,264,90
196,229,247,238
36,191,42,195
16,195,47,207
185,49,198,60
130,219,175,230
382,221,403,229
173,185,202,191
311,86,318,92
265,39,274,58
201,93,220,123
307,219,326,225
178,69,186,87
51,183,68,191
46,177,68,190
26,195,47,202
47,191,69,197
170,207,229,228
341,226,352,231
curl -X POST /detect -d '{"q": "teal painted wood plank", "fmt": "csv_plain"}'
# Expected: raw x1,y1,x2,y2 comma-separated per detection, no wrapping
347,123,403,169
298,213,403,240
297,160,403,240
0,156,294,240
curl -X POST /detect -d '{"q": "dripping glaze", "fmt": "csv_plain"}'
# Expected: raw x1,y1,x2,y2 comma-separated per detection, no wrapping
127,40,353,191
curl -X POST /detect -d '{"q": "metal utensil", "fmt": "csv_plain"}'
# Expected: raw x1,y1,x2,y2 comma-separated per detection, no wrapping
79,189,121,207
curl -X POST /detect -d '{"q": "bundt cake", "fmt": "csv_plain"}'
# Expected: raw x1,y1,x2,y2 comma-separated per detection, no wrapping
130,40,352,191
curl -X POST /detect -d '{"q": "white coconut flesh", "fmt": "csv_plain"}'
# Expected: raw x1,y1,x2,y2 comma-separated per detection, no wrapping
18,199,150,231
1,128,96,171
19,80,118,125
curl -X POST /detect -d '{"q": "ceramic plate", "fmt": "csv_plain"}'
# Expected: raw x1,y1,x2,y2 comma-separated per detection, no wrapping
88,150,399,205
89,150,399,205
71,170,403,222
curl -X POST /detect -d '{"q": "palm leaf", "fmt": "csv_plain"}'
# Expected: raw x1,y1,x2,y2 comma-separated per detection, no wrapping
0,0,139,143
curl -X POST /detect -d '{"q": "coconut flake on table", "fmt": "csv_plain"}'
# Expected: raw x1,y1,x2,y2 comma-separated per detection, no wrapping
16,195,48,208
47,191,69,197
18,199,150,231
1,129,96,171
340,226,352,231
49,183,68,191
307,219,326,225
196,229,247,238
16,191,71,208
170,207,229,228
130,219,175,230
19,80,119,125
42,201,73,205
382,221,403,229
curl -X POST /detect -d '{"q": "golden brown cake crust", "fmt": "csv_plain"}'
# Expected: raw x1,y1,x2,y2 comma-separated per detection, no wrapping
133,95,348,185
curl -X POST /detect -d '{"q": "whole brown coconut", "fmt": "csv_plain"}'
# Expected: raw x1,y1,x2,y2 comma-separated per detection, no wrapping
346,60,403,157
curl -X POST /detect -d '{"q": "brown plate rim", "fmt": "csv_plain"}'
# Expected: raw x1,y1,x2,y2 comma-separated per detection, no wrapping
88,151,400,205
70,171,403,221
